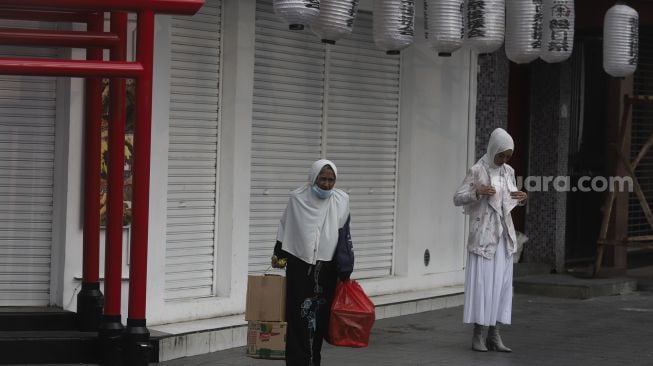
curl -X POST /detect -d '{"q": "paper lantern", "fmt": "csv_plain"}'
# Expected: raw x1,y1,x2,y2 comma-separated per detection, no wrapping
373,0,415,55
273,0,321,30
311,0,360,44
465,0,505,55
424,0,465,57
603,3,639,78
540,0,574,63
505,0,543,64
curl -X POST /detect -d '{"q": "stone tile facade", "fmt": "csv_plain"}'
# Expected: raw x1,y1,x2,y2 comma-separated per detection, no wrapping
523,60,571,272
475,48,510,160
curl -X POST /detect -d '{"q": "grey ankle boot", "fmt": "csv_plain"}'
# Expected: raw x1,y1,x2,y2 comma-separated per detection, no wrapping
486,324,512,352
472,323,488,352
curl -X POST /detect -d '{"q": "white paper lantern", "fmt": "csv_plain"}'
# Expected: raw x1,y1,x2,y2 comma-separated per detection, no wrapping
424,0,465,57
603,3,639,78
311,0,360,44
540,0,574,63
505,0,543,64
374,0,415,55
465,0,505,54
274,0,321,30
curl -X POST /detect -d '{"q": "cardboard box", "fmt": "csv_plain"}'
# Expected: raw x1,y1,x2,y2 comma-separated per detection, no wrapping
246,320,286,359
245,274,286,321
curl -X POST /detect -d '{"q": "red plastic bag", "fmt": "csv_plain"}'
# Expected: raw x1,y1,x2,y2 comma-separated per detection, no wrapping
327,279,375,347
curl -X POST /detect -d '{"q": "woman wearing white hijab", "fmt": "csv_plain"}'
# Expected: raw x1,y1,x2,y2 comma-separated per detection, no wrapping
454,128,528,352
272,159,352,366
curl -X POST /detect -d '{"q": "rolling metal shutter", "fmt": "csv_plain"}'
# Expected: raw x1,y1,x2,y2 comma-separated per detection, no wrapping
249,0,325,274
165,0,223,300
249,2,399,279
0,21,57,306
325,12,400,278
629,29,653,238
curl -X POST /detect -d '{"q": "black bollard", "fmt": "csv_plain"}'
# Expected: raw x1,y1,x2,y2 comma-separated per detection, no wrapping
77,282,104,331
99,315,124,366
124,318,151,366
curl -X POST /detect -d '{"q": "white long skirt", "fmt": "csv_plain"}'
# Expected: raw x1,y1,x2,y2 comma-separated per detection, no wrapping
463,232,513,326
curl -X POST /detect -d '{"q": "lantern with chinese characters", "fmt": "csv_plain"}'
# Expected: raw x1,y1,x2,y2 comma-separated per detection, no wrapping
374,0,415,55
465,0,505,55
273,0,321,30
424,0,465,56
311,0,360,44
603,3,638,78
540,0,574,63
505,0,543,64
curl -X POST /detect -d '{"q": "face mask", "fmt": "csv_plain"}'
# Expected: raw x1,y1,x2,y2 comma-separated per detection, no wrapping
312,184,333,199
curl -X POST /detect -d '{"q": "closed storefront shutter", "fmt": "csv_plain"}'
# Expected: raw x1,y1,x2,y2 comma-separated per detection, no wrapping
326,12,399,278
0,21,57,306
165,0,222,300
249,0,325,273
249,2,399,279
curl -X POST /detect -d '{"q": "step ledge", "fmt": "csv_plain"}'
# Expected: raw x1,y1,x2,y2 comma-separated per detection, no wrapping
372,285,464,306
150,285,465,337
150,287,465,362
151,314,246,337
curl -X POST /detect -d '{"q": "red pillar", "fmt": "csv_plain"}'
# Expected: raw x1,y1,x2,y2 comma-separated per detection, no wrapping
103,11,128,321
98,12,129,366
77,11,104,332
124,9,155,364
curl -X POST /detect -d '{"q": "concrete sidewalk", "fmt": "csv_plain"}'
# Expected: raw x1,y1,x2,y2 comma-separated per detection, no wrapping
159,291,653,366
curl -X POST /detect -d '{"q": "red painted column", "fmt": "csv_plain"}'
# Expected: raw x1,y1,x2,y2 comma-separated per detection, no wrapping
98,13,129,366
128,10,154,323
103,11,128,320
77,12,104,332
124,9,155,364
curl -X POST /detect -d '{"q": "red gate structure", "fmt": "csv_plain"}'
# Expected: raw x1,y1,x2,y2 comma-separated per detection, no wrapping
0,1,203,364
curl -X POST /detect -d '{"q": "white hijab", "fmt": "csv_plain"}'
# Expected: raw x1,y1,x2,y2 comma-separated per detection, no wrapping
482,128,514,170
479,128,518,217
277,159,350,264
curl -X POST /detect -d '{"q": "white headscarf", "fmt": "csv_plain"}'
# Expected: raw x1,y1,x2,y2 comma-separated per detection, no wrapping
482,128,515,169
479,128,518,216
277,159,350,264
308,159,337,187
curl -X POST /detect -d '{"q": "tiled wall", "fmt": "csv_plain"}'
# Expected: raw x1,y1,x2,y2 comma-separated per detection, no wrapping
523,61,572,271
475,48,510,160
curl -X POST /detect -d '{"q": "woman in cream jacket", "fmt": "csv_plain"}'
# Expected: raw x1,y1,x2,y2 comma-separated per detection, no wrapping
454,128,527,352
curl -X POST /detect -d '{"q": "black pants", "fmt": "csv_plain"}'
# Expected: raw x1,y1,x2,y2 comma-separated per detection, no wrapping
285,255,337,366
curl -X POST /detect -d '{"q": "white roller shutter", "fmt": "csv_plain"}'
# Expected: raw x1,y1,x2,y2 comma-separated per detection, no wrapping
0,20,57,306
165,0,222,301
249,2,399,279
326,12,399,278
249,0,325,274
